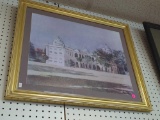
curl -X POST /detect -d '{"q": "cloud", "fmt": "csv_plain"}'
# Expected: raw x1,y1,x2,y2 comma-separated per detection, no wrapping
30,13,124,52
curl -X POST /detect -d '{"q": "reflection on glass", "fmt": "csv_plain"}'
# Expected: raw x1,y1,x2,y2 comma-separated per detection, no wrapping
151,28,160,56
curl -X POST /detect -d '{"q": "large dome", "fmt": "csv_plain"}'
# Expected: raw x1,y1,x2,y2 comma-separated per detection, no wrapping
53,37,65,47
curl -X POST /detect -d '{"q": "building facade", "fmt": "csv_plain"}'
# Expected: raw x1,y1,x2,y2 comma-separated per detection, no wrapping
46,37,118,73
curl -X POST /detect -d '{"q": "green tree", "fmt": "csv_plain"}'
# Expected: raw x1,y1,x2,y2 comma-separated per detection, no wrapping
94,47,128,74
29,42,36,60
43,48,49,62
94,49,114,68
113,50,127,74
34,48,49,63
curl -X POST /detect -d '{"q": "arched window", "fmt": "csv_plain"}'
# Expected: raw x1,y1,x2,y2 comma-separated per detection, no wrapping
97,65,100,71
85,64,87,68
93,65,96,70
75,53,78,57
83,63,85,68
81,63,83,68
89,64,91,69
92,57,94,61
76,62,79,67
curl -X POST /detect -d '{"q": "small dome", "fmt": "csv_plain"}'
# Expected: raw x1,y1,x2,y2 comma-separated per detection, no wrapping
99,43,111,53
82,49,89,53
74,49,80,53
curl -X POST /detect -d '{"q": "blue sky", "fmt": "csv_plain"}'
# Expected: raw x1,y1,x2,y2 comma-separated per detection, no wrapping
30,13,124,52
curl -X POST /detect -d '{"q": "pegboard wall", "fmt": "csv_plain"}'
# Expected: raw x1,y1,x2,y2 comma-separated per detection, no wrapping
0,0,160,120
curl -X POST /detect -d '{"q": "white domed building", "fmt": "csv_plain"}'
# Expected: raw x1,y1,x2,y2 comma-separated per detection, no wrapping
46,37,65,66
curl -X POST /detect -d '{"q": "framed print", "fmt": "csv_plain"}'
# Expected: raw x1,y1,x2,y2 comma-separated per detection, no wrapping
5,0,151,111
143,22,160,71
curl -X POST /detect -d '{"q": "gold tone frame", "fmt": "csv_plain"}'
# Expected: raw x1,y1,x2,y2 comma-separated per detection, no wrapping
5,0,152,111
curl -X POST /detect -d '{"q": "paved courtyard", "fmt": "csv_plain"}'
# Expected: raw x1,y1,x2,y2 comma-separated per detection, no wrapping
26,61,134,96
